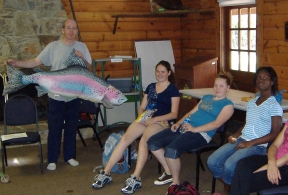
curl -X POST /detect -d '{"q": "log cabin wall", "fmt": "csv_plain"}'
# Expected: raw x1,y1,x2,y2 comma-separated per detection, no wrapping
60,0,219,78
180,0,217,62
61,0,183,78
258,0,288,99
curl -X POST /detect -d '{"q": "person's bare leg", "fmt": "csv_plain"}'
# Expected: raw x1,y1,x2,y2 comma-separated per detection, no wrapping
151,149,171,174
133,124,164,179
104,122,145,174
166,157,181,184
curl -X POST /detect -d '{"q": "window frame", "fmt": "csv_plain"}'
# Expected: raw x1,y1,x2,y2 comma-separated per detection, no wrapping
223,4,257,73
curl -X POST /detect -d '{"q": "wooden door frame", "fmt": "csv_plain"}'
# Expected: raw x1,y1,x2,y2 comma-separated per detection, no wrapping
216,1,263,93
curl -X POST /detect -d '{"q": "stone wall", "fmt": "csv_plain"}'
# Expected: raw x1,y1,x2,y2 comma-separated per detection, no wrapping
0,0,68,73
0,0,68,120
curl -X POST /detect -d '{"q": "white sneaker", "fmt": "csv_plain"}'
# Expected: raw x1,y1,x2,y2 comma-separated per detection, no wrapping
67,159,79,166
92,169,113,189
121,175,142,194
47,163,56,170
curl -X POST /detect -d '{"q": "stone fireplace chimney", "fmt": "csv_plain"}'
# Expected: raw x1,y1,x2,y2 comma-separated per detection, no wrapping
0,0,68,119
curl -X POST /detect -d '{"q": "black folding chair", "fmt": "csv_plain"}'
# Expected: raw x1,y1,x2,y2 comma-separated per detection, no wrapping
1,94,43,174
77,100,103,149
189,123,227,190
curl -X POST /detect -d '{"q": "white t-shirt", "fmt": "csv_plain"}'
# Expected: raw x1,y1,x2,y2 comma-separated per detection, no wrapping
241,96,283,147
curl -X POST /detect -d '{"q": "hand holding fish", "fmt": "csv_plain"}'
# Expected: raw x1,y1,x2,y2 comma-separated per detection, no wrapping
74,50,84,59
4,59,17,66
73,50,92,71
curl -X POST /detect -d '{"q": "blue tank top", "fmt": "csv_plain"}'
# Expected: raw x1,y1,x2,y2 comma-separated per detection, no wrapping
189,94,233,138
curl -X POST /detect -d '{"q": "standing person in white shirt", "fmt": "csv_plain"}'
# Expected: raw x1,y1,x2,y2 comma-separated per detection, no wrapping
6,19,92,171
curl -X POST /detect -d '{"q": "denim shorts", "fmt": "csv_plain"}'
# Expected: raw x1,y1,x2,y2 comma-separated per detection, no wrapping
147,128,207,159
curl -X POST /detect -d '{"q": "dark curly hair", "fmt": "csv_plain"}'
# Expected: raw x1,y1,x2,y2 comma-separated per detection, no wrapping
253,66,278,95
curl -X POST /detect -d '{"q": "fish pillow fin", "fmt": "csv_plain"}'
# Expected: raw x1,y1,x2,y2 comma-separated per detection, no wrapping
3,65,25,95
35,86,48,97
63,48,87,68
33,68,44,73
101,95,113,109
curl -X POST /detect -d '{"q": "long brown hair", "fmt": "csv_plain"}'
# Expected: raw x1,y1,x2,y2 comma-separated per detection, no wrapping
156,60,175,84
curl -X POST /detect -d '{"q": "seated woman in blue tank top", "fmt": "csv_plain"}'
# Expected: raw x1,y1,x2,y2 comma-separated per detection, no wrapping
147,74,234,194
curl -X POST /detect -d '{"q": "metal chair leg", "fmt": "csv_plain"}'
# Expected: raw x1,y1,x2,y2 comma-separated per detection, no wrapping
4,145,7,166
38,142,44,174
77,128,87,147
128,144,131,169
196,154,200,190
158,161,161,174
1,142,5,174
198,155,205,171
212,177,216,193
92,127,103,149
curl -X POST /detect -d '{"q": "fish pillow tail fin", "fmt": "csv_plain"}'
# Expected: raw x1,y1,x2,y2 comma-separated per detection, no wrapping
3,65,25,95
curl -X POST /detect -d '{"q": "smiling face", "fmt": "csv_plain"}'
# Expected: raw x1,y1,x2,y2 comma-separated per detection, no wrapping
213,77,230,99
61,19,78,41
155,64,171,82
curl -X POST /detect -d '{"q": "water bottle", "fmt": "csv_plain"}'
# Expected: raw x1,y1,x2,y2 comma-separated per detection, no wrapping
179,117,191,133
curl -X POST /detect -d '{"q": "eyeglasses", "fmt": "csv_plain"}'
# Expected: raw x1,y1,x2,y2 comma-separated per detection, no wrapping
64,27,77,30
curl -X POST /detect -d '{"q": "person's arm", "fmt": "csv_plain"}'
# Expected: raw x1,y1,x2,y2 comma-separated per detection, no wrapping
137,93,148,117
145,96,180,126
254,154,288,173
83,59,92,71
183,104,234,133
6,58,42,68
253,124,287,172
265,124,287,185
236,116,282,149
170,100,202,132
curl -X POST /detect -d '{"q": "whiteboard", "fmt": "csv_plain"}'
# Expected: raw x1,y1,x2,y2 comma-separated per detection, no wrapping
135,40,175,90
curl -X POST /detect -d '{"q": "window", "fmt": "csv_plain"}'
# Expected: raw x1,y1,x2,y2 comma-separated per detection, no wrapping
226,6,257,73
